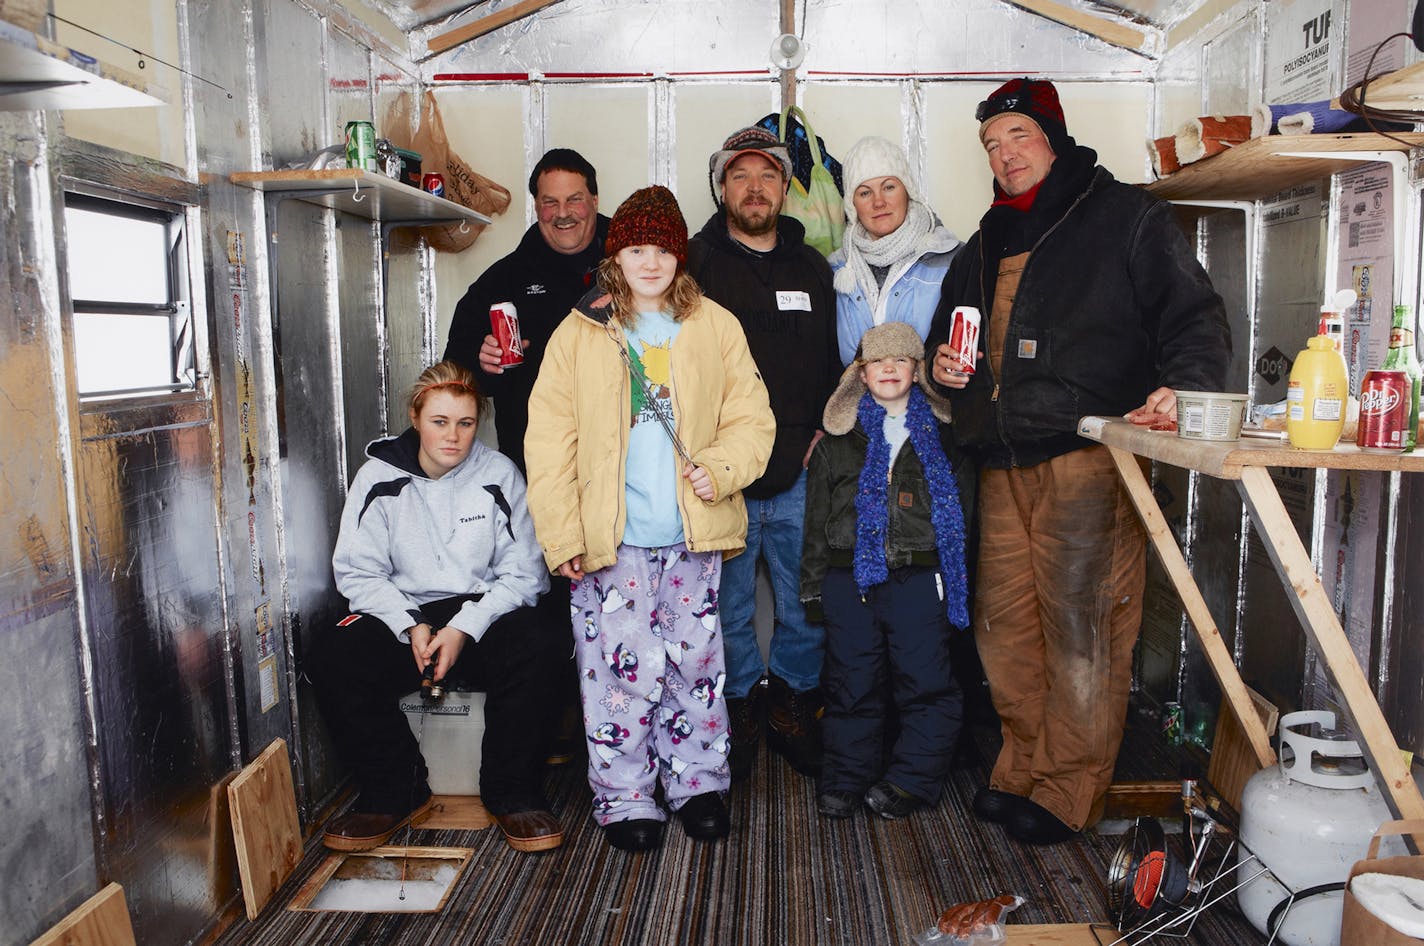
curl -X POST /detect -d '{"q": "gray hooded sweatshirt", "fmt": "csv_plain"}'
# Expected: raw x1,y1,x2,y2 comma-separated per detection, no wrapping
333,429,549,642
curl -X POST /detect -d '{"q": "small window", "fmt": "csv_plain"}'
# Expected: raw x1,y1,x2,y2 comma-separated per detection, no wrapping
64,193,194,398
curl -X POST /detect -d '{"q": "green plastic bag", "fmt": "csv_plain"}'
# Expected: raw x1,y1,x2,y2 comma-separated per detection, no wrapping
774,105,844,257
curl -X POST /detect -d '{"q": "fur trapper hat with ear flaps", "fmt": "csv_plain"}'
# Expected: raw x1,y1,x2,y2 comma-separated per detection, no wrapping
822,322,952,435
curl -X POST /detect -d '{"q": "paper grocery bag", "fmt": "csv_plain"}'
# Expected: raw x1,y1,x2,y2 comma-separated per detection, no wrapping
1341,819,1424,945
387,91,511,253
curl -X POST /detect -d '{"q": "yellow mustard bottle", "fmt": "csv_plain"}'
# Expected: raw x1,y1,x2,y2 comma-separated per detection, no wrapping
1286,334,1347,450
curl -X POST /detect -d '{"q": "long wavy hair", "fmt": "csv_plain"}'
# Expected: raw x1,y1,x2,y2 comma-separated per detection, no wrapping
596,256,702,327
407,360,487,419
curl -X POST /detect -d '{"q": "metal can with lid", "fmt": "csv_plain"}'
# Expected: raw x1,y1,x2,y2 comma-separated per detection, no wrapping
490,302,524,368
948,306,981,375
422,172,445,198
1358,368,1409,452
344,120,377,172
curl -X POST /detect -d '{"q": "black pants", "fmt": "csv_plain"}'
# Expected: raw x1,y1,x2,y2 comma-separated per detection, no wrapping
307,594,566,816
820,566,963,803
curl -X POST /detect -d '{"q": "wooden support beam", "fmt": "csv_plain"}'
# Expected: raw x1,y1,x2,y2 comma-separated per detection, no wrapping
427,0,566,56
1001,0,1155,54
779,0,797,110
1105,445,1277,769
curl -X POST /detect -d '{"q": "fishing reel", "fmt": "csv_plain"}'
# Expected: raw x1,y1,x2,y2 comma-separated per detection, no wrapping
420,662,444,704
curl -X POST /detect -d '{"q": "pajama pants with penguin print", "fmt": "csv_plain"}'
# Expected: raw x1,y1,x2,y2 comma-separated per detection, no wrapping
572,542,731,825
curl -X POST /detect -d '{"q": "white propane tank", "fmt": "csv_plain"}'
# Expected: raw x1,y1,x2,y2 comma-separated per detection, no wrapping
1237,710,1398,946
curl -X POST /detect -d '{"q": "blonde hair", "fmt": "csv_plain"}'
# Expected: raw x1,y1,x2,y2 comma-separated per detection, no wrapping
408,360,486,418
596,256,703,326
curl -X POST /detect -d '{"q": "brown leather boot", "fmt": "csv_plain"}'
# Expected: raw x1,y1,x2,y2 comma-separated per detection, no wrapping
726,681,764,780
767,674,823,777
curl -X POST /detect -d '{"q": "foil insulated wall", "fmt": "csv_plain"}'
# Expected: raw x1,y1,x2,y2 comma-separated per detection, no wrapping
0,112,101,945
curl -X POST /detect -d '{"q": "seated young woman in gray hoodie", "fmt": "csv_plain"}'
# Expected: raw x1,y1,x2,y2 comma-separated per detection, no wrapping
306,360,563,854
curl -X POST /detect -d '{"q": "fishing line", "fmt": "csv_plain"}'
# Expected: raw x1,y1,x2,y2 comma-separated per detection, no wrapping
48,14,234,99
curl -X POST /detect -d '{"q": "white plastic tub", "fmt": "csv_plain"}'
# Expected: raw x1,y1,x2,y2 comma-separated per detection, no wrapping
1175,390,1249,442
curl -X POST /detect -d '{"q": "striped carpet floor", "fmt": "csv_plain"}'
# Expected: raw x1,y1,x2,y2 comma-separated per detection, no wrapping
213,716,1269,945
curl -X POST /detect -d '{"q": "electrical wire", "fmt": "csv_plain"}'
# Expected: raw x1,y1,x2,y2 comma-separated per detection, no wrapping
1336,31,1422,146
48,13,233,99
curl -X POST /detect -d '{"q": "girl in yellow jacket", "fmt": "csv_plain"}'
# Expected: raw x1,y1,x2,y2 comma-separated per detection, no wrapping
525,186,773,852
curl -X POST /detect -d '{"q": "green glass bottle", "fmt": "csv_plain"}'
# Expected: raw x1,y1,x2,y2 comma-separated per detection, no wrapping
1382,304,1422,450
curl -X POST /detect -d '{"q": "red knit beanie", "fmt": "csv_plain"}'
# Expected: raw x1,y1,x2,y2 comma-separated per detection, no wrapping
976,78,1071,155
605,185,688,265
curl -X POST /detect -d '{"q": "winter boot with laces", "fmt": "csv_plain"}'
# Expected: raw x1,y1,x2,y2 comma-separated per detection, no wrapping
766,674,823,777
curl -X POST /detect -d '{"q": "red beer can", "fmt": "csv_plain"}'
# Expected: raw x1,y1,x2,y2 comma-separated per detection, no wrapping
1358,369,1409,452
948,306,981,375
490,302,524,368
422,172,445,198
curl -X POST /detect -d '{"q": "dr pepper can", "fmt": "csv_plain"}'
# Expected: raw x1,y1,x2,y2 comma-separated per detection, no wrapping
1358,369,1409,452
490,302,524,368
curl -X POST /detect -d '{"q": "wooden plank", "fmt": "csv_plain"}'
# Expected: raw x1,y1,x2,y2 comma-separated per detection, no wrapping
1103,780,1182,820
1001,0,1154,52
1080,415,1424,479
229,738,302,922
1106,445,1276,768
230,170,491,225
1003,924,1113,944
426,0,566,55
1331,60,1424,111
421,794,494,831
30,882,135,946
1144,132,1424,200
1236,466,1424,836
1208,686,1278,811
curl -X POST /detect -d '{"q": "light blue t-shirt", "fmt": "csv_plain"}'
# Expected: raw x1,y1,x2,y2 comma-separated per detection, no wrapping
884,410,909,466
623,310,685,548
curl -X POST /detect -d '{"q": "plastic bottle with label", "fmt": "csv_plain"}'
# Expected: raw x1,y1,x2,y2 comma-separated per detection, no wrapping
1286,331,1348,450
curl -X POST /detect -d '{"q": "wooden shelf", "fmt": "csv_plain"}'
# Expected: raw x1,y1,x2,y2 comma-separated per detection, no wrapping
1145,132,1424,201
1337,60,1424,112
229,169,491,225
0,20,163,110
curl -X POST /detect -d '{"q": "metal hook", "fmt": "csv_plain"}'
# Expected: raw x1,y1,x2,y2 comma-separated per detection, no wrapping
458,220,469,234
351,177,364,203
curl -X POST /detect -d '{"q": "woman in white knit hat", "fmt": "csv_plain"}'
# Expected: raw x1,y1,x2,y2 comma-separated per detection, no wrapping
829,136,961,366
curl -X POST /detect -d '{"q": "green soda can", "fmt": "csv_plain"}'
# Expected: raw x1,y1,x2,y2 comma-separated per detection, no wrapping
1162,701,1183,746
345,120,376,172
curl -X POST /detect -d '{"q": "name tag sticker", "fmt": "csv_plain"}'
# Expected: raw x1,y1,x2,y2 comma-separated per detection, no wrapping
1017,339,1038,359
776,290,812,311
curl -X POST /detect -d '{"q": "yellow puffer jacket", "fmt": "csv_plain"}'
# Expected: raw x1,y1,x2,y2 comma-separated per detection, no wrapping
524,288,774,575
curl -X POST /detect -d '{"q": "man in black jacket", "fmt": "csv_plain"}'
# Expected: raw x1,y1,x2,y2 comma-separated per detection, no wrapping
927,79,1231,845
443,148,610,765
444,148,610,475
686,127,840,780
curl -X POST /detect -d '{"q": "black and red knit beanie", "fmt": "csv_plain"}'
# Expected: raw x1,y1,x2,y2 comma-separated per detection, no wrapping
605,185,688,265
976,78,1072,155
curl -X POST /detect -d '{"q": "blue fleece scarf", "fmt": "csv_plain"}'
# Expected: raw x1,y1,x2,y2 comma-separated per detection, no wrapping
853,386,970,628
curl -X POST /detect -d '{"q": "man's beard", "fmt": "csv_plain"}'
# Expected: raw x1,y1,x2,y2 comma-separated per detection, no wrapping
727,198,779,237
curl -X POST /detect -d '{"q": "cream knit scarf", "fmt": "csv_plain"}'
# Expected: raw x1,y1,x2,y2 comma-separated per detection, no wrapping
838,200,935,314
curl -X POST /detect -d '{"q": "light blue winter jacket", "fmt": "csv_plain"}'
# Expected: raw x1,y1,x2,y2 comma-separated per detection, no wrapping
829,226,961,366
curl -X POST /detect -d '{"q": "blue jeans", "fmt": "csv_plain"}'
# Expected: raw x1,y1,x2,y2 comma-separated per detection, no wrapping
720,470,824,697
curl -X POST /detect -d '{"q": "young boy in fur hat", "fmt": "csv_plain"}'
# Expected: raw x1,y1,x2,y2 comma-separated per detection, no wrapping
800,321,973,820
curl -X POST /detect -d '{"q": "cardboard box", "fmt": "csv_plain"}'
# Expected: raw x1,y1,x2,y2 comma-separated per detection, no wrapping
400,690,486,796
1341,819,1424,945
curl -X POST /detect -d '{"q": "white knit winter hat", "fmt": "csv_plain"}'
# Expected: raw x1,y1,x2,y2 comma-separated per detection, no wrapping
841,135,924,217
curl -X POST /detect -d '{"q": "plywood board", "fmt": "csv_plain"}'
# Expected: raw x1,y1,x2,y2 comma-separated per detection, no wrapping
30,882,135,946
421,794,494,831
1003,924,1115,944
1208,686,1278,811
1144,132,1424,201
229,738,302,921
